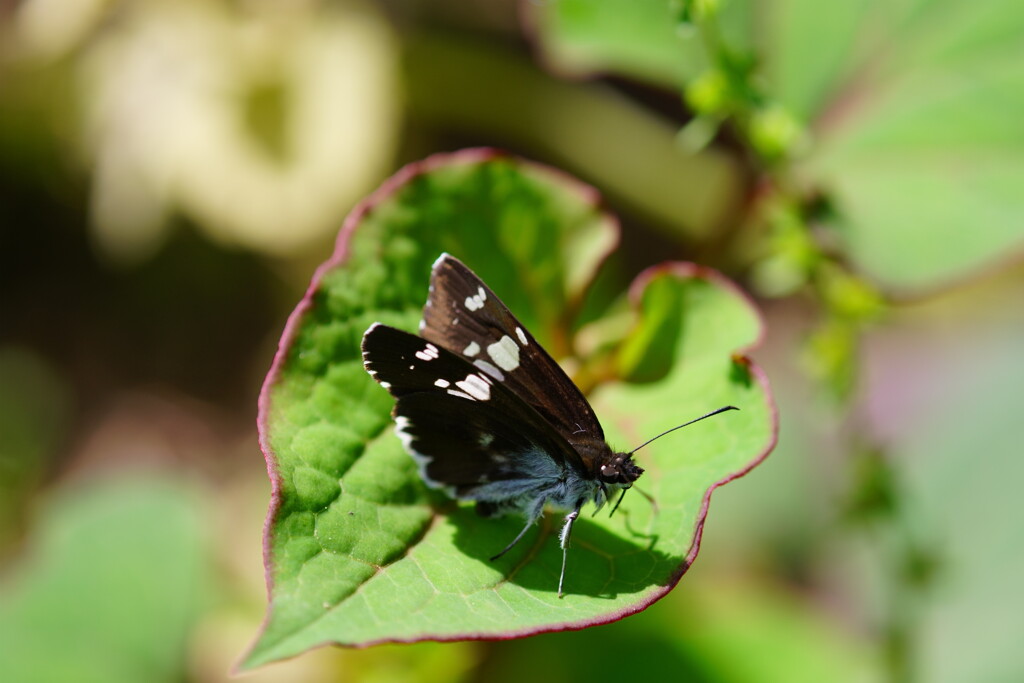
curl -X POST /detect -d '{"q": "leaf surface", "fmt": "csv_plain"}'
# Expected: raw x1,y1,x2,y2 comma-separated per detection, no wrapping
243,150,775,668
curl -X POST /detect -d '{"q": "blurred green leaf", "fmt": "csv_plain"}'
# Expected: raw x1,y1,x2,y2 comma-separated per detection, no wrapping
0,475,208,683
530,0,706,87
243,152,775,668
532,0,1024,292
530,0,753,90
794,0,1024,292
673,577,881,682
476,575,879,683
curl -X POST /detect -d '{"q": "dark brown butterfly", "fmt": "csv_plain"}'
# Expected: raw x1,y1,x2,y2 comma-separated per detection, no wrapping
361,254,735,596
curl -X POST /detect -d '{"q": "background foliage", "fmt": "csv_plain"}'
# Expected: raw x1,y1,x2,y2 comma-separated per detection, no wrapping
1,0,1022,681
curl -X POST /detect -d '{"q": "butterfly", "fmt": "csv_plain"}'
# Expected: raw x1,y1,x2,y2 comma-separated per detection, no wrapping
361,253,736,597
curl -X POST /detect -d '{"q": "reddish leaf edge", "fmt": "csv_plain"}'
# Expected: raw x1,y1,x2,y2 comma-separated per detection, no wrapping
515,0,666,88
237,148,623,671
626,262,777,575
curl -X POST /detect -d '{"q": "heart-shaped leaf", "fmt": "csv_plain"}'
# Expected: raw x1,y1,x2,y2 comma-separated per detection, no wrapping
241,149,776,669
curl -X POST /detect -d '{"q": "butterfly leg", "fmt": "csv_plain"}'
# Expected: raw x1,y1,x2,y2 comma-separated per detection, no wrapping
557,499,585,598
489,496,546,561
608,486,629,518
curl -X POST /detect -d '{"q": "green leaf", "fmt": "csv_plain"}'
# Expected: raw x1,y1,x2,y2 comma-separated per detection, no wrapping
596,263,774,569
531,0,1024,292
243,151,775,668
0,475,208,683
475,575,881,683
529,0,707,87
796,0,1024,291
528,0,754,90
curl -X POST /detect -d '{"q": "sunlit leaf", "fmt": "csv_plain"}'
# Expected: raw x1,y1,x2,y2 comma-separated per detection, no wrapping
242,151,775,668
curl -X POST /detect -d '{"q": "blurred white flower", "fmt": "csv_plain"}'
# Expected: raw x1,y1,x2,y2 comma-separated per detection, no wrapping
67,0,398,262
13,0,112,59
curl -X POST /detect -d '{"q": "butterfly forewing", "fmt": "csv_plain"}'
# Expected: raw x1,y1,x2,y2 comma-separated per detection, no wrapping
361,323,588,490
420,255,605,448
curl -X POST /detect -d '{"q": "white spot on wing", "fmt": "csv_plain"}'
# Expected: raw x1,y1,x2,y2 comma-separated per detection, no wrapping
434,379,450,388
464,341,480,357
516,327,528,345
380,381,391,389
473,359,504,381
487,335,520,372
465,286,487,311
415,343,440,362
447,389,475,401
456,373,491,401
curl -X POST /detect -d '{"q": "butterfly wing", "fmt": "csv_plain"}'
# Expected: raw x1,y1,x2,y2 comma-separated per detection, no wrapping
361,323,588,499
420,254,605,447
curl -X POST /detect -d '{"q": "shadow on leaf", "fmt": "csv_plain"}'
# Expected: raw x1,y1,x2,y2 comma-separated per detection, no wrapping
446,504,683,599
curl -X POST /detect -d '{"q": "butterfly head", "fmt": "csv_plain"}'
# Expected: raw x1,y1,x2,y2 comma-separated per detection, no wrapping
597,453,644,486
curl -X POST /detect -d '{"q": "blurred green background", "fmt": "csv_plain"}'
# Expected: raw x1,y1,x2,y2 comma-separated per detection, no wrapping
2,1,1022,681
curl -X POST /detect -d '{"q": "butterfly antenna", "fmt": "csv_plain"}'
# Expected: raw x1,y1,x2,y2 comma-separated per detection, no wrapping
628,406,739,455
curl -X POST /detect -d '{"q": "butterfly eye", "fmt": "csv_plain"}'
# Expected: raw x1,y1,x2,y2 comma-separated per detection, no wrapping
599,464,621,483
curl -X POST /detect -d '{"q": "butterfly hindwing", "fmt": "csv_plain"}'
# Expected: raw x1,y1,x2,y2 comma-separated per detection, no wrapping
420,254,605,447
361,323,588,491
393,393,566,500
